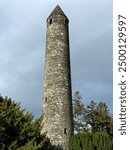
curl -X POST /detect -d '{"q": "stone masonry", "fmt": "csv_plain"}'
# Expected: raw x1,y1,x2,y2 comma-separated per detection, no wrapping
41,5,74,150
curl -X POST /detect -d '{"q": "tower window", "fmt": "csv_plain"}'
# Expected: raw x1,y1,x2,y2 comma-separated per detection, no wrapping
64,128,67,134
45,97,47,102
49,19,52,25
65,19,68,25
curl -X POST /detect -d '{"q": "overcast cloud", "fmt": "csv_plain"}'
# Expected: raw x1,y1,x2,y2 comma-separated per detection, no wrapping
0,0,112,118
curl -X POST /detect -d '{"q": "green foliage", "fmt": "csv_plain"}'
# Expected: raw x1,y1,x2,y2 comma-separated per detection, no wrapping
84,101,113,137
17,136,49,150
0,92,113,149
16,139,36,150
0,96,49,150
69,132,112,150
73,91,113,137
92,132,112,150
73,91,86,132
69,132,94,150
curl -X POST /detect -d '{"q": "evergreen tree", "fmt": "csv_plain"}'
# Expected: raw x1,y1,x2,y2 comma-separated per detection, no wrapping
0,96,49,150
69,132,112,150
84,101,113,137
73,91,86,132
73,91,113,137
92,131,112,150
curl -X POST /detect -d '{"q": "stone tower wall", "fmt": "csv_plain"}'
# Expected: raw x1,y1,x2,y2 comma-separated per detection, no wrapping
42,6,73,150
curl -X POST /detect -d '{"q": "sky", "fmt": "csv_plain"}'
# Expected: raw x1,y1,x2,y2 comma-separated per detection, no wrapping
0,0,113,118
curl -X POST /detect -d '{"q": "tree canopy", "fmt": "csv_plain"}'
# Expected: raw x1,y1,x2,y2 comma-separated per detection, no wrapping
0,96,49,150
69,131,112,150
73,91,113,137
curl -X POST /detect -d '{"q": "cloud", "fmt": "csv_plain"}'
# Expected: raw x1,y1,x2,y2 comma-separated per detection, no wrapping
71,29,112,109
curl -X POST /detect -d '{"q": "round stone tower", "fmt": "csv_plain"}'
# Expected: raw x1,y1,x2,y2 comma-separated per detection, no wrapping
41,5,73,150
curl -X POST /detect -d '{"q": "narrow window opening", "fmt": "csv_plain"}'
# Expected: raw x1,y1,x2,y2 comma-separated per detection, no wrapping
65,19,68,25
64,128,67,134
45,97,47,102
49,19,52,25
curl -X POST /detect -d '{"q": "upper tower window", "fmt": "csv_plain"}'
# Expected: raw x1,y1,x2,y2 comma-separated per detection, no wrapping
65,19,68,25
49,19,52,25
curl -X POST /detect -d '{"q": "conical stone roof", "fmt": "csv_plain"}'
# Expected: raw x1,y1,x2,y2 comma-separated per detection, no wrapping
48,5,67,18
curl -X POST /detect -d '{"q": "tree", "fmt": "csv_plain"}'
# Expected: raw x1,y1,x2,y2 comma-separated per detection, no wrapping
69,131,112,150
84,101,113,137
0,96,49,150
72,92,113,137
73,91,86,132
92,131,112,150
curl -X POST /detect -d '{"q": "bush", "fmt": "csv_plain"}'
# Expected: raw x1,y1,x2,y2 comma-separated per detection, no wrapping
69,131,112,150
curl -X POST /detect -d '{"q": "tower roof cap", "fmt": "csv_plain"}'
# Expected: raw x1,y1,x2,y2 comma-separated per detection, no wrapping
48,5,68,18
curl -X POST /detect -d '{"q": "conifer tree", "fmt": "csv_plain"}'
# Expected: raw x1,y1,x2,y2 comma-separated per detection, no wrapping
69,132,112,150
73,91,113,137
73,91,86,132
92,131,112,150
84,101,113,136
0,96,49,149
